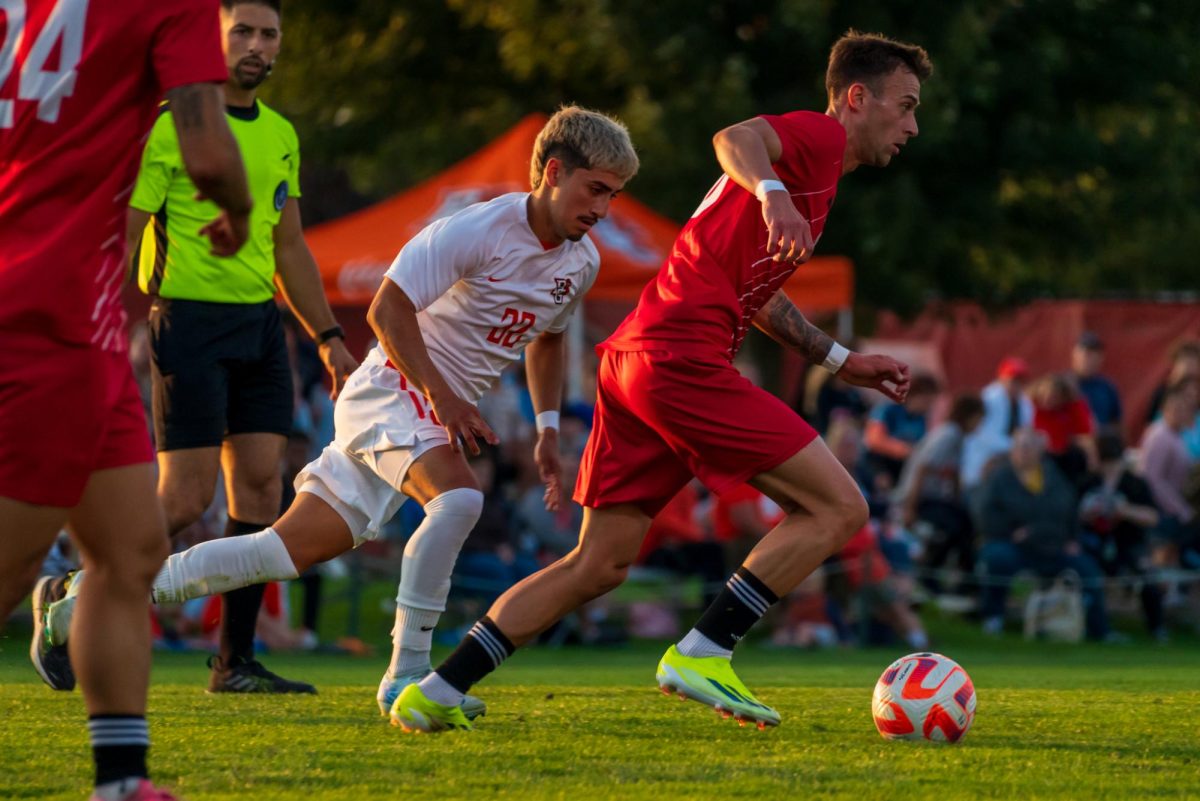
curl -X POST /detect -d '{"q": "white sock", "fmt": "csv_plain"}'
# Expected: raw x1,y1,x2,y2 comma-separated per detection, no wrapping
151,528,298,604
387,604,440,678
417,671,464,707
387,488,483,677
677,628,733,659
907,629,930,650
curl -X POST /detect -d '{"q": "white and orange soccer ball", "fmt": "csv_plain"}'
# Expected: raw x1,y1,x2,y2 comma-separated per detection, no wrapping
871,652,976,743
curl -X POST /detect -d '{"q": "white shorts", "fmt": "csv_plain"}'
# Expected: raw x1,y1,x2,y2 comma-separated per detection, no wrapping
294,360,449,545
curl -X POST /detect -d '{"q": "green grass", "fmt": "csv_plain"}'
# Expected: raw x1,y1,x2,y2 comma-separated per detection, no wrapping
3,623,1199,801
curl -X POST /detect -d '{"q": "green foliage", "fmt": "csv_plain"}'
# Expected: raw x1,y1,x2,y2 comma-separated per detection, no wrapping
264,1,1200,314
2,640,1199,799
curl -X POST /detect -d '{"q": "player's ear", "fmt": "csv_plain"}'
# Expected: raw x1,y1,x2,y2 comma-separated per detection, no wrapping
544,157,561,189
846,82,868,111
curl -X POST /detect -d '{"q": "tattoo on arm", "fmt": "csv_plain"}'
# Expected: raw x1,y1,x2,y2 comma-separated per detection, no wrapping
166,83,207,131
759,292,834,364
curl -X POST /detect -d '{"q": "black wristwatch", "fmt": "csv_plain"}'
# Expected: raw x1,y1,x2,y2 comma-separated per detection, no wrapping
316,325,344,346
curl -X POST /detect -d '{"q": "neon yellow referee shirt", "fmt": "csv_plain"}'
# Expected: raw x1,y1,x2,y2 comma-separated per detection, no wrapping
130,100,301,303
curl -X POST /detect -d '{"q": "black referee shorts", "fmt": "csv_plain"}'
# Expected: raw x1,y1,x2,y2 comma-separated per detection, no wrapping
148,297,294,451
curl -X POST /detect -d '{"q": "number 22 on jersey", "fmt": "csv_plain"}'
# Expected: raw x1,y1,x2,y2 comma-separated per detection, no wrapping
0,0,90,128
487,307,536,349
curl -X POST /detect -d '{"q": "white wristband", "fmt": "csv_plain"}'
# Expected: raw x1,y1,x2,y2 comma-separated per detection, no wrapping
535,410,560,433
822,342,850,374
754,179,787,202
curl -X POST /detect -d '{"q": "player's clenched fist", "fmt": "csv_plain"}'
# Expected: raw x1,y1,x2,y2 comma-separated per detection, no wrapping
761,191,813,264
432,394,499,456
838,352,911,403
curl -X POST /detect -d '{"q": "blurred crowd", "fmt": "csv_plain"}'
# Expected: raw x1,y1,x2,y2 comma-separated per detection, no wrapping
795,333,1200,645
42,326,1200,652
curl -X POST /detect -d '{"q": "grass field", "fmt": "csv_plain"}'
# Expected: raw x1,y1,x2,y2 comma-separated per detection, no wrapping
2,619,1198,801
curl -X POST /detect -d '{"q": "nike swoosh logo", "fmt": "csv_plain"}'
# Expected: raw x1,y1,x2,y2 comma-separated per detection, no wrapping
420,625,435,631
487,276,505,282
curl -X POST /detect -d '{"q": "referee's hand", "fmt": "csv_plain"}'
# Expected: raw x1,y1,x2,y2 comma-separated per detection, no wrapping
319,338,358,399
199,210,250,256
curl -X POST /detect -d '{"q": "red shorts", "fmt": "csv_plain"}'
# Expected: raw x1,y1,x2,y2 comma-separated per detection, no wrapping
575,348,817,516
0,332,153,507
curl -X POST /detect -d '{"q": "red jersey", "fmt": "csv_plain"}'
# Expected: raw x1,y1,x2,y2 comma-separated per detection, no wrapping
1034,398,1093,454
603,111,845,360
0,0,226,351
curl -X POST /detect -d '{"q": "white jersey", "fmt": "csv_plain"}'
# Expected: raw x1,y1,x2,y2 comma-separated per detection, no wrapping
361,191,599,404
301,192,599,542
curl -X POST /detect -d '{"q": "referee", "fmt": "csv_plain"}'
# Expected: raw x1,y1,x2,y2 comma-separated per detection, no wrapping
126,0,357,693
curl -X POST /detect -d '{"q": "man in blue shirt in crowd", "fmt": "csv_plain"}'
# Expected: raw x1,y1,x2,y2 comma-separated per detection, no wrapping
1072,332,1122,432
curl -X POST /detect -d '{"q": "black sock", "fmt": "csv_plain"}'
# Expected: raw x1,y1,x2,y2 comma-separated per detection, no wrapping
435,617,515,693
300,569,321,632
89,715,148,786
693,567,780,649
219,518,270,665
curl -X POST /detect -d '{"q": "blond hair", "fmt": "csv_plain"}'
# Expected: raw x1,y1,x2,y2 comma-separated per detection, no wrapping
529,105,639,190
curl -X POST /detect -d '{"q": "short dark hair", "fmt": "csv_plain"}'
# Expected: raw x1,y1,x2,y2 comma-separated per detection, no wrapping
947,393,985,428
221,0,281,13
826,30,933,99
909,373,940,397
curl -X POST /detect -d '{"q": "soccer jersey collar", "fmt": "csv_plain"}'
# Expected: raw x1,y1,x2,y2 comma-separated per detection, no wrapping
226,100,260,121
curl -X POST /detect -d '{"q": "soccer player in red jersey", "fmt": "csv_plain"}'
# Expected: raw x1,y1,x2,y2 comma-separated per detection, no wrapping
0,1,251,797
393,31,934,733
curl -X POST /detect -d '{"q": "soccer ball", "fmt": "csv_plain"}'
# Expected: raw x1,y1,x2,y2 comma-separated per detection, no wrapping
871,652,976,743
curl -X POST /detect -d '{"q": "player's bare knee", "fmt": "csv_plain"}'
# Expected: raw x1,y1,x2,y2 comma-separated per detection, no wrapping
163,492,211,533
89,528,169,594
230,475,282,522
831,491,869,546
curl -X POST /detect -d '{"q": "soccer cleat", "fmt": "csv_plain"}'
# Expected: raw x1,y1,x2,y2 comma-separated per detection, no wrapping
30,575,75,691
88,779,178,801
376,670,487,720
656,644,781,729
207,655,318,694
389,683,472,733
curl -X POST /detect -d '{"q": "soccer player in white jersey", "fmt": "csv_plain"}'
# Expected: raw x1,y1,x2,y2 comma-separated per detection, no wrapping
43,107,639,716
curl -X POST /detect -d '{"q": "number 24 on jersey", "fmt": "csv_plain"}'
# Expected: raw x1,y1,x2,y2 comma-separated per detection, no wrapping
0,0,90,128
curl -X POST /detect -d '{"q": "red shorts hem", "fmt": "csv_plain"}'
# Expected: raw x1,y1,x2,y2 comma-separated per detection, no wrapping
0,335,152,508
575,349,818,516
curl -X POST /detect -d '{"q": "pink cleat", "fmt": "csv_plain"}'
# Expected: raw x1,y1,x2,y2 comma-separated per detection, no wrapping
88,780,180,801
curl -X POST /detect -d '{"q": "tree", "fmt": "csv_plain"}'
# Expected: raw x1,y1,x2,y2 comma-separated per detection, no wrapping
265,0,1200,312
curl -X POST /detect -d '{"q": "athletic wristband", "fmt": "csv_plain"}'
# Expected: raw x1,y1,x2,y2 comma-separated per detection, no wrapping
754,179,787,202
822,342,850,374
535,411,560,433
316,325,344,346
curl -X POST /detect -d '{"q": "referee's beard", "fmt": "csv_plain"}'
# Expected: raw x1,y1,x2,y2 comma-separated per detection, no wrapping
232,59,270,91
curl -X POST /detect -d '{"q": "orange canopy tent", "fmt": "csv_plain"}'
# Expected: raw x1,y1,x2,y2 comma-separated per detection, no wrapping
304,113,853,346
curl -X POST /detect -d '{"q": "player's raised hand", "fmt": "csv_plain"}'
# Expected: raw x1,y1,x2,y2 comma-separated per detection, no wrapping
198,209,250,256
534,428,563,511
432,394,498,456
838,352,911,403
318,339,359,399
761,191,813,264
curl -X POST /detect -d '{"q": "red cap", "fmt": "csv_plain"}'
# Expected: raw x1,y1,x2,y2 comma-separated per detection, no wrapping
997,356,1030,380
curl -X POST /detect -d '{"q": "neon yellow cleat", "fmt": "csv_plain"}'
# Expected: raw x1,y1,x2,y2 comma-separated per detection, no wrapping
377,671,487,720
656,645,781,729
389,683,473,733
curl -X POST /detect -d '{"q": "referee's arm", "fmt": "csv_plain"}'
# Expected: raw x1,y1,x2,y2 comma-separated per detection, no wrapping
273,197,359,396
